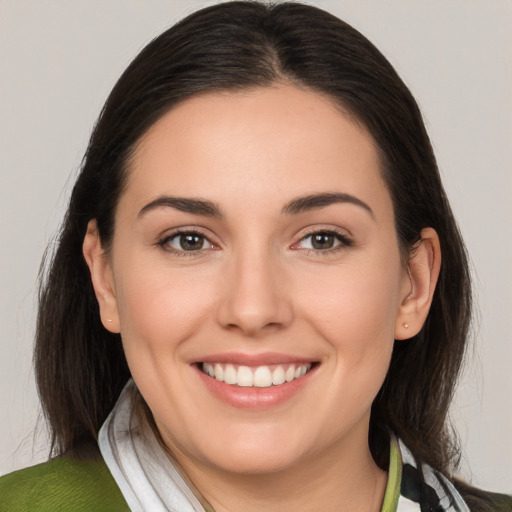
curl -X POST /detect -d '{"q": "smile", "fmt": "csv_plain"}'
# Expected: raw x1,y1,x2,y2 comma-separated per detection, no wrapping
200,362,313,388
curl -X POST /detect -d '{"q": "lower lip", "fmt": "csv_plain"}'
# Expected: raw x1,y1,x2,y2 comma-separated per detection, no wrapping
193,365,317,410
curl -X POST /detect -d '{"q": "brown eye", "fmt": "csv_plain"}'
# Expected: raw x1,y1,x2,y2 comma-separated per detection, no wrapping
164,232,212,252
296,230,352,252
179,233,205,251
311,233,336,250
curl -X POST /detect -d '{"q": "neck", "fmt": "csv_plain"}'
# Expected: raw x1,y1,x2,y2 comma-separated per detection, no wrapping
173,431,387,512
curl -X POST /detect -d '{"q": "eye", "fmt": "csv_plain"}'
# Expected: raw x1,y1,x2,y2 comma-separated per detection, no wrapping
295,230,352,252
161,231,214,253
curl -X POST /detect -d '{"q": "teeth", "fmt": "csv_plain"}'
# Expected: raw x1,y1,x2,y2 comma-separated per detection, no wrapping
285,366,295,382
224,364,237,385
237,366,253,387
201,362,312,387
272,366,285,385
253,366,272,388
214,364,224,381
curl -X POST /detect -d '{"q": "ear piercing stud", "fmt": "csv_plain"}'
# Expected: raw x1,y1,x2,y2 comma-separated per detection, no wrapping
107,319,113,323
403,322,409,329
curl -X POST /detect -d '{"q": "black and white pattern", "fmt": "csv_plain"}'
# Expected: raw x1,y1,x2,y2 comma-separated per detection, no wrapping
397,439,469,512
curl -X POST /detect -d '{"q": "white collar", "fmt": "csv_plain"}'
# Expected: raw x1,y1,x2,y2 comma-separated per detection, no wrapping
99,380,206,512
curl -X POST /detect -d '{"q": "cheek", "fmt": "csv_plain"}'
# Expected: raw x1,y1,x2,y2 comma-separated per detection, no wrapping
299,261,401,338
113,259,216,356
295,254,402,383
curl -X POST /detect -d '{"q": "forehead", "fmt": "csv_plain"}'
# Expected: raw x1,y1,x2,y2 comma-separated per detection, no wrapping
123,85,391,218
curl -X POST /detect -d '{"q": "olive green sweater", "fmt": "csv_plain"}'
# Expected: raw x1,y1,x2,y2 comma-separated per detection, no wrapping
0,456,129,511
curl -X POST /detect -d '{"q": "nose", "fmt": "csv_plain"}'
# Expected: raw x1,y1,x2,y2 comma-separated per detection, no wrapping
216,249,294,337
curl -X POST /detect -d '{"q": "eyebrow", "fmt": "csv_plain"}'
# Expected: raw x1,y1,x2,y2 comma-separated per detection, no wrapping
138,196,222,218
282,192,374,218
138,192,373,219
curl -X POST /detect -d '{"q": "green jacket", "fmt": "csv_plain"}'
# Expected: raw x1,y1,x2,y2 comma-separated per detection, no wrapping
0,456,129,512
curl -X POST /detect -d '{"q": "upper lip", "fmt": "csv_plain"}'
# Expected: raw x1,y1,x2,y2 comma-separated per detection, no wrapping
194,352,317,366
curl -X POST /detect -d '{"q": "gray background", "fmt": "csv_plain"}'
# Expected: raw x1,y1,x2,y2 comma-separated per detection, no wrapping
1,0,511,493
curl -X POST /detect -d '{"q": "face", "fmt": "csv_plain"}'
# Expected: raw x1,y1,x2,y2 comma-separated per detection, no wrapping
97,85,413,477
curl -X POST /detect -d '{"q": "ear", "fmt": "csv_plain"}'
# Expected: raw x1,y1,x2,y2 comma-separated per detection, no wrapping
82,219,120,333
395,227,441,340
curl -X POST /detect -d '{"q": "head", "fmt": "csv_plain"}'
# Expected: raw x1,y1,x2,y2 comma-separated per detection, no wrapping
35,0,471,474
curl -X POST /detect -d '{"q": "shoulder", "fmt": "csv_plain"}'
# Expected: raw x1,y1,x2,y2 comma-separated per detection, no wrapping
461,487,512,512
0,455,129,512
488,492,512,511
395,438,512,512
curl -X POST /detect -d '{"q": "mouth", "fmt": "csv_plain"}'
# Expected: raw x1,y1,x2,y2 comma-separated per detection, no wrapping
199,362,315,388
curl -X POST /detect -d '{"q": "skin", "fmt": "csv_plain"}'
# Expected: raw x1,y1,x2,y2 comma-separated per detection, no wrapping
84,84,440,512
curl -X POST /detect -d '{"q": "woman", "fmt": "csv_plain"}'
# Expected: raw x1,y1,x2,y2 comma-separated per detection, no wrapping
1,2,510,511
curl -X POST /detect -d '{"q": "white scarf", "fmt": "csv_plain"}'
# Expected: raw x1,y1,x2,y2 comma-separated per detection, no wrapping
99,380,469,512
99,380,206,512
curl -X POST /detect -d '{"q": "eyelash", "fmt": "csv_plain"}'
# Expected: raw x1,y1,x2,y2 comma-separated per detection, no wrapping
158,229,215,257
293,229,353,255
157,228,353,257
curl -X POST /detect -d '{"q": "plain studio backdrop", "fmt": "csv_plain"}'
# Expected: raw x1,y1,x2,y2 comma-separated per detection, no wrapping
1,0,511,493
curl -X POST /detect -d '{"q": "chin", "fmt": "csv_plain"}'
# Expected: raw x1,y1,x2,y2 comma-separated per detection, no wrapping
182,429,308,476
206,448,301,476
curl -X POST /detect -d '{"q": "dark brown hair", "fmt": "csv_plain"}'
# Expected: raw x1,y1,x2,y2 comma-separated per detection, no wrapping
35,0,477,505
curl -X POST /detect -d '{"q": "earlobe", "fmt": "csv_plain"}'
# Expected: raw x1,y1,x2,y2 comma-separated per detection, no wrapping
395,228,441,340
82,220,121,333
